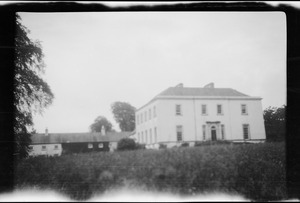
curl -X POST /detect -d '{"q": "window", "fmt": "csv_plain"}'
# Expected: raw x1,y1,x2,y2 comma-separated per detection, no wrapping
54,145,58,150
145,130,148,144
98,143,104,148
42,145,46,151
88,143,93,149
176,125,183,141
176,104,182,115
141,113,143,123
217,104,223,115
145,111,147,122
29,146,33,150
149,129,152,144
149,109,152,120
141,132,144,143
202,125,206,140
136,114,139,125
243,124,250,140
241,104,247,115
153,106,156,117
154,127,157,143
138,133,140,142
202,104,207,115
221,125,225,140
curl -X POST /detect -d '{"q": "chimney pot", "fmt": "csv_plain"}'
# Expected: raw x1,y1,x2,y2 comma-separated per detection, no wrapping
101,126,106,136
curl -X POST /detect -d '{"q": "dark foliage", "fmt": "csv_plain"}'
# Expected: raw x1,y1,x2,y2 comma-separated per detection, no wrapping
111,101,136,132
89,116,113,133
263,105,285,142
117,138,136,151
14,14,54,159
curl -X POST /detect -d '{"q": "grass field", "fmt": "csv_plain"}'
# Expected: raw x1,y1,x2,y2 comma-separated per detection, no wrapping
14,142,286,201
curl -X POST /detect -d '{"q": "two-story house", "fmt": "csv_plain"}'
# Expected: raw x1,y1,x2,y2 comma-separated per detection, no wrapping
133,83,266,148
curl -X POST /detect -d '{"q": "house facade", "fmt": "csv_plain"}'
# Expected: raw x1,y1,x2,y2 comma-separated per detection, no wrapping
133,83,266,148
29,130,131,157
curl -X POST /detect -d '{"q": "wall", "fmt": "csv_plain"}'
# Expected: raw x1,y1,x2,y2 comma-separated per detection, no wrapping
29,144,62,157
137,97,266,146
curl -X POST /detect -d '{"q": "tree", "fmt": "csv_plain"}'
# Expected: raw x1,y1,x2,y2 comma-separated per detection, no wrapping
117,138,136,151
263,105,285,142
111,101,136,132
14,14,54,159
90,116,113,133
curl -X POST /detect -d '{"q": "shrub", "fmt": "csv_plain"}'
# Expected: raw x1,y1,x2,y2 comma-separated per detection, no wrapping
159,143,167,149
181,142,190,147
117,138,136,151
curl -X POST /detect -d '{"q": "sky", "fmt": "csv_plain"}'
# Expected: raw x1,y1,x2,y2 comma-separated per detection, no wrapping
18,10,286,133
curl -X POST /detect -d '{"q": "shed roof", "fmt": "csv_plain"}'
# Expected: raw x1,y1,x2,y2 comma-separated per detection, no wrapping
30,132,131,144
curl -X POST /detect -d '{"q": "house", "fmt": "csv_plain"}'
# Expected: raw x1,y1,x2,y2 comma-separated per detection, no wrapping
29,128,131,157
133,83,266,148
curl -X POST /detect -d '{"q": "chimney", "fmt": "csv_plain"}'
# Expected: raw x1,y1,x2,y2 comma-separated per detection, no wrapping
204,82,214,88
45,128,48,136
176,83,183,87
101,126,106,136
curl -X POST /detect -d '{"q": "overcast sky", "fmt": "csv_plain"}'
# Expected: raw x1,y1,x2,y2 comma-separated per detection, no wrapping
18,11,286,133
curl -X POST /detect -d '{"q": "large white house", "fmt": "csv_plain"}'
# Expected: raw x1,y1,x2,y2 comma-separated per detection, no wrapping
133,83,266,148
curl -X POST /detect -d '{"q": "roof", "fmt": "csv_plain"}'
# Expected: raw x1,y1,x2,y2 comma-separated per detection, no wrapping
158,87,249,97
137,84,251,111
30,132,131,144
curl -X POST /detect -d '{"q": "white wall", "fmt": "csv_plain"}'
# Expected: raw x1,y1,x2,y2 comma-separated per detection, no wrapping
135,97,266,146
29,144,62,157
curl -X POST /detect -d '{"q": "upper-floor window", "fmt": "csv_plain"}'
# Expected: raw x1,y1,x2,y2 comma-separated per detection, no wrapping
176,125,183,141
153,106,156,117
149,109,152,120
217,104,223,115
42,145,46,151
221,125,225,140
141,113,143,123
176,104,182,115
202,104,207,115
243,124,250,140
202,125,206,140
241,104,248,115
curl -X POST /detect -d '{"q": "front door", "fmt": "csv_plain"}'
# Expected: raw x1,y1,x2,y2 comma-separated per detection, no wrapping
211,126,217,141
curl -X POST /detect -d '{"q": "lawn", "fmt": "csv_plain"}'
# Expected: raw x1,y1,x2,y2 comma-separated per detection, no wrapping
14,142,286,201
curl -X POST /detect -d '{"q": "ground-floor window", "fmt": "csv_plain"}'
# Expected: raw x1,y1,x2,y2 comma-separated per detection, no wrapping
145,130,148,144
42,145,46,151
88,143,93,148
221,125,225,140
150,129,152,144
202,125,206,140
154,127,157,143
54,145,59,150
98,143,104,148
243,124,250,139
176,125,183,141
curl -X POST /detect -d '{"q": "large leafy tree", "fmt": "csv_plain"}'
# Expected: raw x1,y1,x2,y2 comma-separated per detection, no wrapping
111,101,136,132
14,14,54,158
90,116,113,133
263,105,285,142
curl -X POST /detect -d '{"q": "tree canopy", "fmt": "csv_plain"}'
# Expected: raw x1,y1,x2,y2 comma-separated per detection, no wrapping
263,105,285,142
14,14,54,158
90,116,113,133
111,101,136,132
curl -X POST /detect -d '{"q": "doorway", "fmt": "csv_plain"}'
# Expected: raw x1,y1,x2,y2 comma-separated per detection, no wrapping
211,126,217,141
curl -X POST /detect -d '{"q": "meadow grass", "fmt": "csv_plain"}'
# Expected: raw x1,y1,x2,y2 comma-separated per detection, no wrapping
14,142,286,201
